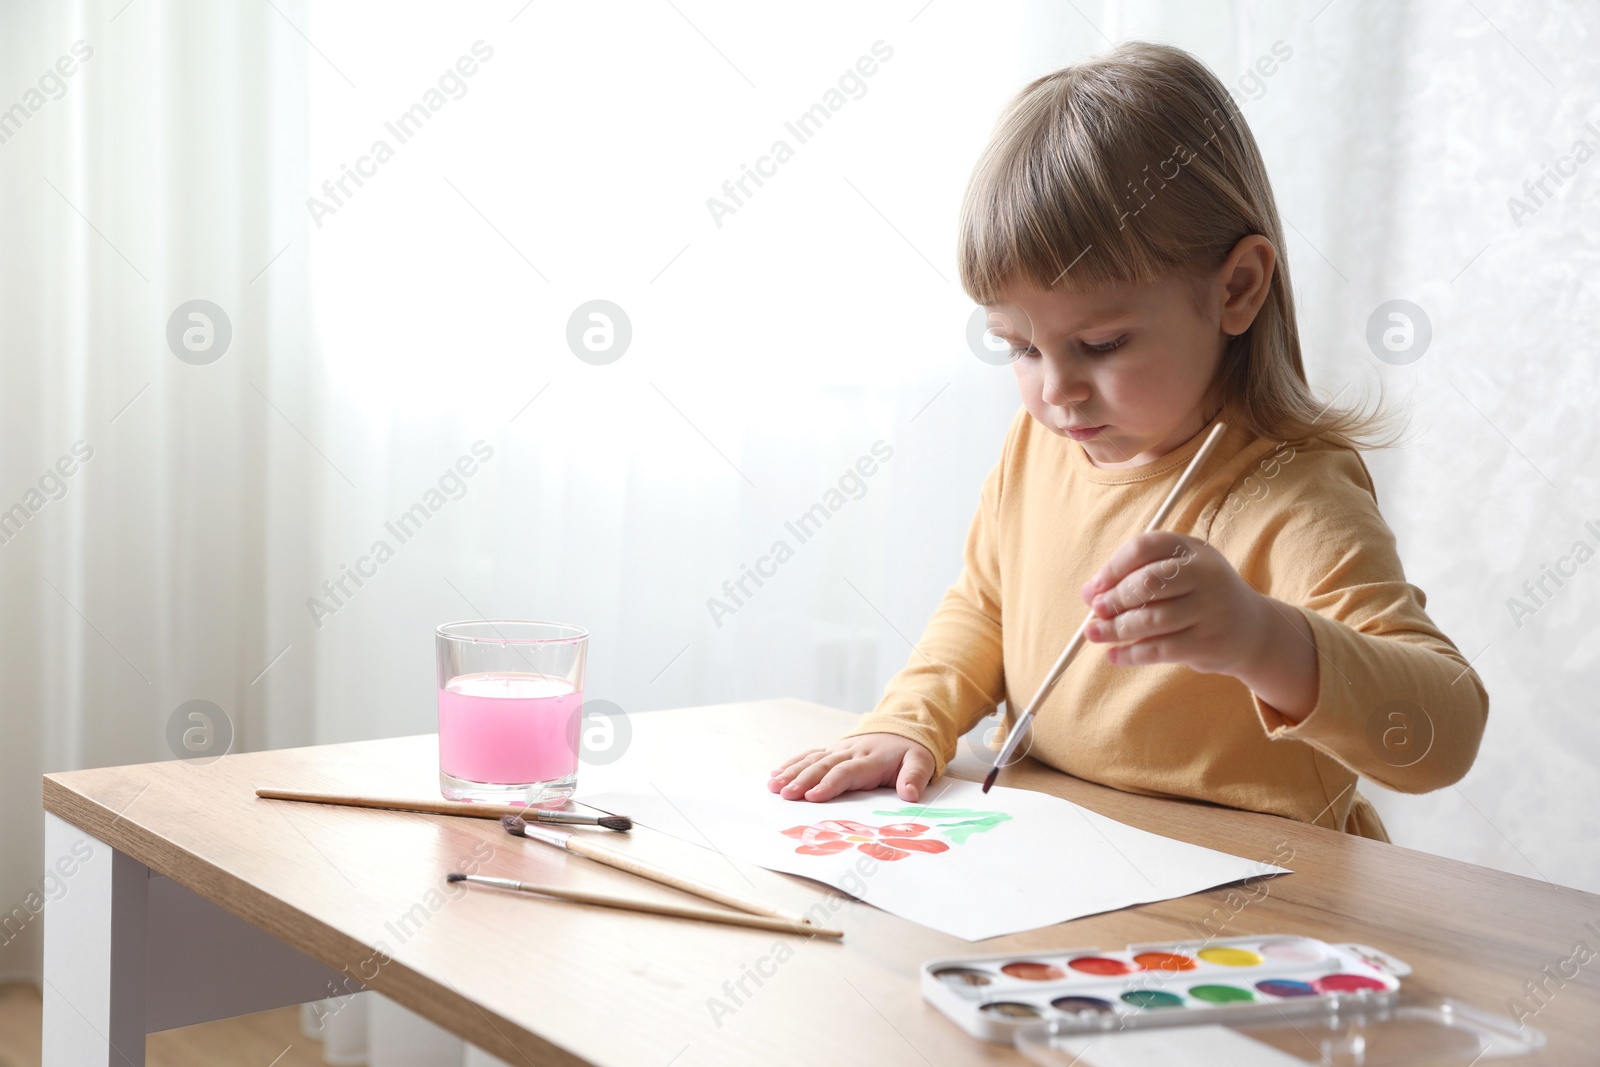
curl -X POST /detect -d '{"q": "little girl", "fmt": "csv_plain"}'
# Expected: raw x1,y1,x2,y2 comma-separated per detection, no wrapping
767,41,1486,840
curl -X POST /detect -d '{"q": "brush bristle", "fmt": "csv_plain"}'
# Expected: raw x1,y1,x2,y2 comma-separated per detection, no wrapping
598,815,632,831
500,814,528,835
981,767,998,793
445,872,466,882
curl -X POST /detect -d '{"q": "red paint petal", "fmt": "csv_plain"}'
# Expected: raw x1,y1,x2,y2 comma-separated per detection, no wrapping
858,842,909,861
795,841,853,856
876,823,931,837
817,819,879,836
887,837,948,853
781,825,842,844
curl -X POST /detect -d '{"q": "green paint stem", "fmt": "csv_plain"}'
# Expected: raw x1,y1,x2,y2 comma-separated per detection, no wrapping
872,807,1012,844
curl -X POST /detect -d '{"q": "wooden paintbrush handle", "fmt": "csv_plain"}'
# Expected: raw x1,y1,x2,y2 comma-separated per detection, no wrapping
256,789,558,821
508,880,842,938
562,835,815,927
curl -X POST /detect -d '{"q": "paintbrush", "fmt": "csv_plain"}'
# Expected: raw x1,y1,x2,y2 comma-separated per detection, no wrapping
254,788,632,831
446,873,843,939
982,421,1231,793
500,815,820,929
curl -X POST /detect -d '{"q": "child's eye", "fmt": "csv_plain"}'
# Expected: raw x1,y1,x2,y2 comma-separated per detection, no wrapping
1082,335,1127,354
1006,337,1126,360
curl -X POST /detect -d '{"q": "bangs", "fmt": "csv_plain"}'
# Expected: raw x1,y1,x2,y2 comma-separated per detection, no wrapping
959,145,1170,305
957,61,1242,308
951,41,1401,453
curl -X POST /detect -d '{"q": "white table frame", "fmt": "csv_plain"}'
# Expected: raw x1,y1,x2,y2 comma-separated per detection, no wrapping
41,811,361,1067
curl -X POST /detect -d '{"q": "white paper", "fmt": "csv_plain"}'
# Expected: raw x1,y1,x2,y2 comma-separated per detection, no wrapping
574,773,1290,941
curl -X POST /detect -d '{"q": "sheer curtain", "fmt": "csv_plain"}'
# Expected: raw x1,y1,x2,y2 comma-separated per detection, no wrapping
0,0,315,982
294,3,1025,754
4,0,1597,1021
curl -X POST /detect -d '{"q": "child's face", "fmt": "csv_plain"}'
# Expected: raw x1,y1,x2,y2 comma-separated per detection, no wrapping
985,253,1260,469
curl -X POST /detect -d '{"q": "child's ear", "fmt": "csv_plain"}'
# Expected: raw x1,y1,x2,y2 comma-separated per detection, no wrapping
1218,234,1276,336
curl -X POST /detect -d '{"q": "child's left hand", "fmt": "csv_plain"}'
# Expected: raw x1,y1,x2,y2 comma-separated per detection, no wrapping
1080,531,1268,677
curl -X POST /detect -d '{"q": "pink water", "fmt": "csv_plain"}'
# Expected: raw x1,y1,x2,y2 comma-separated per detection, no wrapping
437,672,582,784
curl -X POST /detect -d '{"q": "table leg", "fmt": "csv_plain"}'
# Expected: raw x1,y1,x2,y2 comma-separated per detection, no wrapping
41,811,148,1067
42,812,361,1066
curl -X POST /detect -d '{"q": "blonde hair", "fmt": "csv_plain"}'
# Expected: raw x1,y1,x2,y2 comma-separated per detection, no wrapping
958,41,1399,450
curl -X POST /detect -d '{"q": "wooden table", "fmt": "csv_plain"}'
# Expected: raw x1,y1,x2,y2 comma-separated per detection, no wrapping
42,699,1599,1065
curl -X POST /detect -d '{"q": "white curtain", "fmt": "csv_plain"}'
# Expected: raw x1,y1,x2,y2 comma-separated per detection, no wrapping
3,0,1597,1013
1,0,316,983
292,2,1026,754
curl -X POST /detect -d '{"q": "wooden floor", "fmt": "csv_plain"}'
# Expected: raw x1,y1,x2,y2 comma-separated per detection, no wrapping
0,984,346,1067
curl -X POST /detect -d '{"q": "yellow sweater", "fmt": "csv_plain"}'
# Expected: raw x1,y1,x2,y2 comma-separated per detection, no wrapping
844,410,1488,840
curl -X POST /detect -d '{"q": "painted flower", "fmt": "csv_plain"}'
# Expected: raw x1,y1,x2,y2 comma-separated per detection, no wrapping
780,819,950,862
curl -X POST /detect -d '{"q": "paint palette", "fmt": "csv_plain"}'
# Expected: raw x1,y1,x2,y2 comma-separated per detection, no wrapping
921,935,1406,1043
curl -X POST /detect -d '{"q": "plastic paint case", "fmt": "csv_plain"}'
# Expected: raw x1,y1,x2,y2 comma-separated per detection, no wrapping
920,933,1540,1059
1014,996,1546,1066
922,936,1400,1042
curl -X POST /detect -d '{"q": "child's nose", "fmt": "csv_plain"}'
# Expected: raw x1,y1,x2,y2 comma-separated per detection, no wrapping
1039,360,1090,407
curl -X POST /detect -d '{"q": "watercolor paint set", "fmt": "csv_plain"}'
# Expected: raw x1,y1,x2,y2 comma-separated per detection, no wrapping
922,935,1403,1042
922,934,1545,1063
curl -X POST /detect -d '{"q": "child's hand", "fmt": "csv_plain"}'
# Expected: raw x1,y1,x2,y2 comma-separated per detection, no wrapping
767,733,937,803
1080,531,1271,676
1081,530,1319,719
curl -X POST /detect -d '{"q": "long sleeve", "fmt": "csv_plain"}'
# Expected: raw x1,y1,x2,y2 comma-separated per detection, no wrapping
840,452,1010,778
1229,449,1489,793
831,411,1482,838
